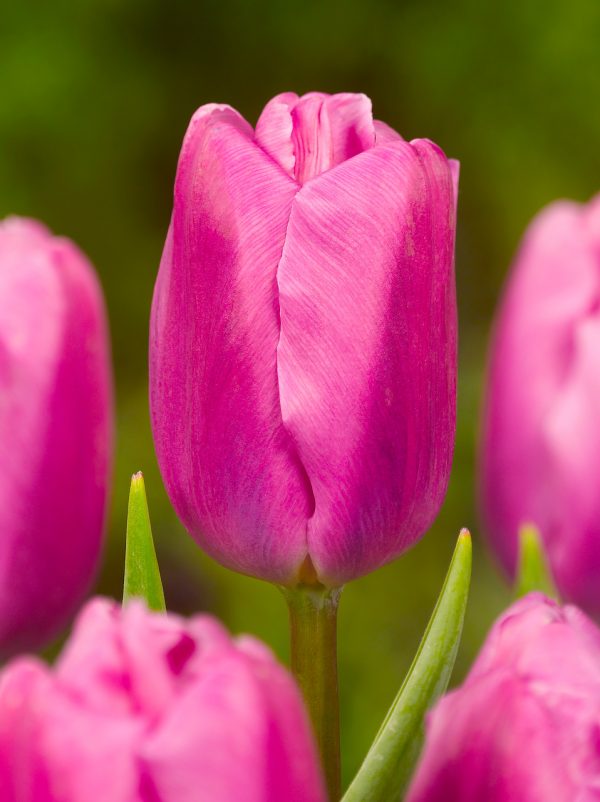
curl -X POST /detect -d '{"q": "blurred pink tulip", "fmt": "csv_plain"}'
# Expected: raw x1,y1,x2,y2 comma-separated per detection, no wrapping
480,195,600,613
406,593,600,801
0,218,113,657
0,598,326,802
150,91,458,587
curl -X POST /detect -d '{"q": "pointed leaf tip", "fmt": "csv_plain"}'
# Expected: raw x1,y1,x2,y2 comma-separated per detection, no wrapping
123,471,166,612
516,523,558,600
343,529,472,802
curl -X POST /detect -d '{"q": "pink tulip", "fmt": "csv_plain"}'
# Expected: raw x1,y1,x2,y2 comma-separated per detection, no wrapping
0,218,112,656
480,195,600,613
406,593,600,801
0,597,326,802
150,91,458,586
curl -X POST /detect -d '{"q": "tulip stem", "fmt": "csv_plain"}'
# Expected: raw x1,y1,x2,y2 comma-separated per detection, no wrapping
282,585,342,801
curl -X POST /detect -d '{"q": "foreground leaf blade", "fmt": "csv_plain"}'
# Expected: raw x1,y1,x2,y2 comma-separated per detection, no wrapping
123,472,166,612
515,523,558,599
343,529,472,802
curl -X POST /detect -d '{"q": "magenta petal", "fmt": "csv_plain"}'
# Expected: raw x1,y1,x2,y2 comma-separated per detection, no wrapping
0,219,112,657
150,105,313,584
0,599,327,801
373,119,404,145
291,92,375,183
480,198,600,612
42,696,141,802
255,92,376,184
407,672,575,802
140,640,325,802
542,316,600,609
0,657,139,802
254,92,299,178
406,595,600,802
0,659,54,800
276,139,457,584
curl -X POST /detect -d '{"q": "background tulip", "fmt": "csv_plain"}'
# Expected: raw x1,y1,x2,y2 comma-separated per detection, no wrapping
0,218,113,657
480,195,600,614
406,593,600,801
150,91,458,587
0,598,326,802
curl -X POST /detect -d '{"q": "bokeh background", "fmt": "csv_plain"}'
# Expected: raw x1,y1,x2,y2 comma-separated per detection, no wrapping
2,0,599,787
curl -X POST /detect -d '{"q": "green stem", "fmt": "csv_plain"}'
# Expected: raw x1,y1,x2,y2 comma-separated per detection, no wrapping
282,585,342,801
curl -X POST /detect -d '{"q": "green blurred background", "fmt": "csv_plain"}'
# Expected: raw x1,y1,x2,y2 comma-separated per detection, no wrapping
1,0,599,787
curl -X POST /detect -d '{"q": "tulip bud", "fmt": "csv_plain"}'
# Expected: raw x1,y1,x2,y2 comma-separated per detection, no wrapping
150,92,458,587
406,594,600,801
480,195,600,613
0,598,326,802
0,218,113,657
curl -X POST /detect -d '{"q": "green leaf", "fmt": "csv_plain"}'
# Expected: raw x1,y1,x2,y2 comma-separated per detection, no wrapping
122,471,166,612
515,523,557,600
342,529,472,802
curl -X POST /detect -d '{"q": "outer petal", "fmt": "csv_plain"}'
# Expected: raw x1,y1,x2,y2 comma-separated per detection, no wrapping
540,316,600,612
57,598,232,718
140,641,326,802
465,594,600,691
41,694,141,802
406,672,581,802
276,139,457,584
480,199,600,612
0,659,54,801
149,105,313,584
0,219,112,657
0,658,139,802
406,596,600,802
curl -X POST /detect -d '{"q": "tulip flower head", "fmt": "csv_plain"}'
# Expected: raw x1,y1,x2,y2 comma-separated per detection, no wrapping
150,92,458,587
480,195,600,613
0,598,326,802
0,218,113,657
406,593,600,801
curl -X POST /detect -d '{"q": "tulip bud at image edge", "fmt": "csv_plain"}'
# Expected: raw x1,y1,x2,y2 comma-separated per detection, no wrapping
0,217,113,657
479,194,600,613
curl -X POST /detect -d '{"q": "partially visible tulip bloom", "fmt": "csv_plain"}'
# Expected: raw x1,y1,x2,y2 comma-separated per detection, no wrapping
0,218,112,656
406,593,600,801
480,195,600,613
150,91,458,587
0,598,326,802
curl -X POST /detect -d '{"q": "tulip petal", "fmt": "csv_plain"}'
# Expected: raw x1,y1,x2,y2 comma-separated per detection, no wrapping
150,105,313,584
0,660,54,800
140,643,326,802
255,92,376,184
481,200,600,596
542,315,600,610
405,595,600,802
276,138,457,584
373,120,403,144
0,220,112,656
254,92,298,177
